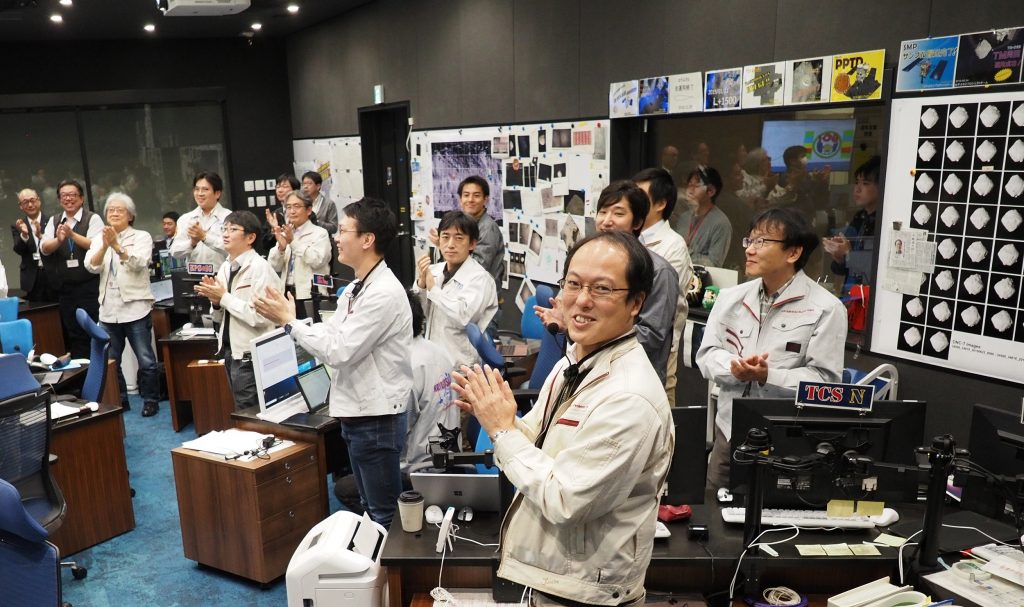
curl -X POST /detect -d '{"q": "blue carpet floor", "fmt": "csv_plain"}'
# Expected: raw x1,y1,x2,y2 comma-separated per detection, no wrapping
61,394,344,607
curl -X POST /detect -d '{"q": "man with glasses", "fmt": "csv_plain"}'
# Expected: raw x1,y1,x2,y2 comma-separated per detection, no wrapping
12,188,55,302
674,167,732,267
253,198,413,529
451,230,673,607
267,191,332,320
39,179,104,358
697,208,846,488
169,172,231,267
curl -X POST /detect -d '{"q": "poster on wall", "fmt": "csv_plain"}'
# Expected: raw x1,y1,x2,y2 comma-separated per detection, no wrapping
830,49,885,102
784,56,832,105
430,140,503,221
609,80,639,118
896,35,959,92
704,67,742,111
638,76,669,115
873,90,1024,385
742,61,785,108
667,72,703,113
955,28,1024,88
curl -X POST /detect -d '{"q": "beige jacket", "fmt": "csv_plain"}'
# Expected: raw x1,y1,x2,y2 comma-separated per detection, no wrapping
85,226,155,303
267,221,332,299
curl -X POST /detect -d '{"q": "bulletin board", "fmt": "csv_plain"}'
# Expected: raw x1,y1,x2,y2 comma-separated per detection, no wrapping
408,120,611,308
872,90,1024,384
292,135,365,215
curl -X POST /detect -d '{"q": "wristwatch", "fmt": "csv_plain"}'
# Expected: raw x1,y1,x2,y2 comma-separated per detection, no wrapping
283,321,294,336
491,428,514,443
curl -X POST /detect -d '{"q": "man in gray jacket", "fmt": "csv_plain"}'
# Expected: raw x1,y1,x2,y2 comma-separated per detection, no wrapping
453,230,673,606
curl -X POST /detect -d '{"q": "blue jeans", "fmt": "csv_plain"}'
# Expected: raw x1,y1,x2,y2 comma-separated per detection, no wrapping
101,314,160,406
340,413,407,529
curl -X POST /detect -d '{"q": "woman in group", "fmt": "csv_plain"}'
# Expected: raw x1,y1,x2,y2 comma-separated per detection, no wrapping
86,192,161,417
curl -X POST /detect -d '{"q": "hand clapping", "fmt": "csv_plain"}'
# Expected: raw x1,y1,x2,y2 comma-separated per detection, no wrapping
451,364,516,438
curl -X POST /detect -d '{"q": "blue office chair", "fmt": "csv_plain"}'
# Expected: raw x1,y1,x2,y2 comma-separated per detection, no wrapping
0,319,33,357
0,296,18,322
0,478,63,607
75,308,110,403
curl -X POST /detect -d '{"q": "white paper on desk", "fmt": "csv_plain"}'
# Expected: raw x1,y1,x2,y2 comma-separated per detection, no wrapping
925,567,1024,607
180,327,216,337
182,428,276,458
430,591,524,607
50,402,82,420
351,511,382,559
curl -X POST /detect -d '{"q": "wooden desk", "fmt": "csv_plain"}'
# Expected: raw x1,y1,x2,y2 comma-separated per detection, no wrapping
231,406,346,519
171,441,322,584
19,301,65,355
158,329,218,431
48,402,135,556
187,360,235,435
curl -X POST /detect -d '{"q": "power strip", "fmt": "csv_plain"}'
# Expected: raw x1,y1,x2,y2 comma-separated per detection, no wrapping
435,506,456,553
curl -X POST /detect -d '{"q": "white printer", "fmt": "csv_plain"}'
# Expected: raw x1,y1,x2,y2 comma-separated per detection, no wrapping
286,511,389,607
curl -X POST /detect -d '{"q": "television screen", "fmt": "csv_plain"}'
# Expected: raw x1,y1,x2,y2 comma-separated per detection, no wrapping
761,119,856,172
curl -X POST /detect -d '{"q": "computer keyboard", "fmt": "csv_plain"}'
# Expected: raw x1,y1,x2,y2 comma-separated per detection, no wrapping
721,507,899,529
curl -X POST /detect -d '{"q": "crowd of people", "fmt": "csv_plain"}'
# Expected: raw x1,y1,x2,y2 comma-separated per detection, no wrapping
5,158,864,606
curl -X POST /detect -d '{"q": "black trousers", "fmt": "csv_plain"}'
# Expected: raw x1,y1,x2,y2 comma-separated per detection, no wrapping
58,280,100,359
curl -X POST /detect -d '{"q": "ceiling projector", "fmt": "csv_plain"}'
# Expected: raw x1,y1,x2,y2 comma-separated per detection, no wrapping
158,0,251,17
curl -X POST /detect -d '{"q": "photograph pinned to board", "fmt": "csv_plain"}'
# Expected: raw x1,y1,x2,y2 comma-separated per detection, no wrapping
784,56,832,104
609,80,639,118
518,222,531,247
538,129,547,153
572,128,593,148
521,188,543,217
431,140,503,220
515,278,536,313
742,61,785,107
508,135,517,157
552,163,569,197
831,49,885,101
552,128,572,148
896,35,958,92
540,187,560,214
955,27,1024,88
593,125,607,161
529,229,543,256
509,251,526,277
492,135,509,158
503,189,522,210
517,135,531,158
506,158,524,187
411,194,433,221
538,163,553,182
564,190,585,215
561,215,582,251
704,67,743,111
523,160,537,188
545,217,559,237
639,76,669,115
668,72,704,113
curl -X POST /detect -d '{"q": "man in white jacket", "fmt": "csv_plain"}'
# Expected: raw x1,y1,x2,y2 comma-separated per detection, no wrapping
267,191,332,319
452,231,674,607
414,210,498,368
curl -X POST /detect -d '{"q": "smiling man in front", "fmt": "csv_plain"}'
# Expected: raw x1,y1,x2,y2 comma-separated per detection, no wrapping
452,230,674,607
696,207,847,489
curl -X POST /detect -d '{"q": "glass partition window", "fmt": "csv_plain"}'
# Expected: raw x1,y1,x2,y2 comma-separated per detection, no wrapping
652,105,886,340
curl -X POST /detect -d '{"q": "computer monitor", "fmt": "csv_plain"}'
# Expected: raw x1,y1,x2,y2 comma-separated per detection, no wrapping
729,398,926,508
962,404,1024,522
250,325,318,410
662,406,707,506
170,271,204,316
297,365,330,413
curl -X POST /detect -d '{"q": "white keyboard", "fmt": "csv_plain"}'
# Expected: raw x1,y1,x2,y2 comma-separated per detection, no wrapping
721,507,899,529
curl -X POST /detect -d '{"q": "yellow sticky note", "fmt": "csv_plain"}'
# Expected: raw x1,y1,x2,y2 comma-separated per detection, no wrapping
827,500,855,517
851,544,882,556
796,544,827,556
874,533,908,547
823,543,854,556
827,499,885,517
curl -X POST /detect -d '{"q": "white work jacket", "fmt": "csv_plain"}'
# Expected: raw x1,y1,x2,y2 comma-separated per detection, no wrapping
267,220,332,300
211,249,281,359
413,257,498,368
169,204,231,267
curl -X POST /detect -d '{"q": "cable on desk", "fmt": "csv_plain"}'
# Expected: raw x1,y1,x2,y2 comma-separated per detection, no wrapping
728,525,801,600
896,528,923,585
756,586,806,606
943,523,1021,548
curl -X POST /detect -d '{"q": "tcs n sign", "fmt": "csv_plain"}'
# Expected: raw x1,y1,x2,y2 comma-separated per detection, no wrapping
796,381,875,412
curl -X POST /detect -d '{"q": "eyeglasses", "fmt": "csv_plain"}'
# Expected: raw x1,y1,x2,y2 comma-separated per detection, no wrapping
558,279,629,299
742,236,787,249
19,197,39,204
283,204,307,211
59,192,81,200
224,226,247,234
337,229,363,235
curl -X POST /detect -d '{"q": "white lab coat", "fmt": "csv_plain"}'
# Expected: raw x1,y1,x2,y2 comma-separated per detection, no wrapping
169,204,231,267
413,257,498,369
267,220,332,299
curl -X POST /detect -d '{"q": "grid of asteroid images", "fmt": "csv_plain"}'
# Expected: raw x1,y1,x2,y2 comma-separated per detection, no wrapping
902,99,1024,359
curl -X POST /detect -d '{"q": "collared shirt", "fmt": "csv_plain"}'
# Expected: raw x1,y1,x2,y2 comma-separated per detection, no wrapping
758,274,797,327
86,226,155,324
211,248,281,359
414,256,498,368
267,219,332,297
168,203,231,266
288,260,413,418
41,206,104,251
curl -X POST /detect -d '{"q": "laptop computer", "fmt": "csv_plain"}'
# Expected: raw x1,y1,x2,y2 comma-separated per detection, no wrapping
281,365,334,430
410,472,501,512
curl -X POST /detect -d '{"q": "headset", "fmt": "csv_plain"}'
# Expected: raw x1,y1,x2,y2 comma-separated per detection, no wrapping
225,435,281,461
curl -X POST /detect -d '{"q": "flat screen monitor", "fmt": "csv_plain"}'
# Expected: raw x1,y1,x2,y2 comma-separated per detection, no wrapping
760,118,857,172
297,364,330,413
962,404,1024,522
170,271,203,316
662,406,707,506
729,398,926,508
250,325,318,410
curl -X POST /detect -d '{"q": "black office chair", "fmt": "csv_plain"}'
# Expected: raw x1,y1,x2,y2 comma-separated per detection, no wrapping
0,355,88,585
0,478,65,607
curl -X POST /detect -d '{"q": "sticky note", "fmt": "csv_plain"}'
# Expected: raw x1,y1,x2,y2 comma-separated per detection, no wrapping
827,499,884,517
874,533,908,547
823,543,854,556
796,544,827,556
851,544,881,556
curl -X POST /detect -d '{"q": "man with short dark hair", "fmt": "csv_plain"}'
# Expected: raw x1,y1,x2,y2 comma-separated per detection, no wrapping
674,167,733,267
697,208,847,488
169,172,231,266
39,179,103,358
414,210,498,368
301,171,339,236
267,191,332,320
12,187,54,302
161,211,180,241
453,230,674,607
254,197,413,529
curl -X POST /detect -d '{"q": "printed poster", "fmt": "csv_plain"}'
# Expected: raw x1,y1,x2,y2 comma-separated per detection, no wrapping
609,80,639,118
704,68,742,111
784,56,832,105
954,27,1024,88
831,49,886,102
638,76,669,115
742,62,785,108
667,72,703,113
896,35,959,92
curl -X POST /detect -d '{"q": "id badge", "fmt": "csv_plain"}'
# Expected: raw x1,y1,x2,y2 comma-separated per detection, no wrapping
66,259,80,268
32,253,40,261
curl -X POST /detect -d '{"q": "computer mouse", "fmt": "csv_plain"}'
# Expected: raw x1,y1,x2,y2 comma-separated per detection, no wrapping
458,506,474,522
39,353,58,366
182,322,194,330
425,505,444,524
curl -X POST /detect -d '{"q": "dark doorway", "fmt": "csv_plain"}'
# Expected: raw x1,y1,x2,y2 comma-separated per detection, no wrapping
358,101,413,286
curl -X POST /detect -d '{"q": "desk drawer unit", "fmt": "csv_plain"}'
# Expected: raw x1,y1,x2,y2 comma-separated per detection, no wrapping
171,442,323,584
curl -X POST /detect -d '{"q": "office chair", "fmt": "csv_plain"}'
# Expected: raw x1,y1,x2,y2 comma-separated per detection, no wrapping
74,308,110,403
0,478,65,607
0,319,33,357
0,296,18,322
